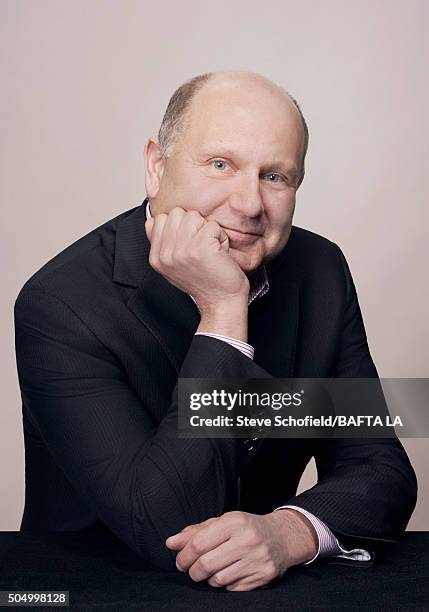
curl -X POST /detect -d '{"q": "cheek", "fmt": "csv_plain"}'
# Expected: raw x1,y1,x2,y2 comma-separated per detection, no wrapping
266,200,294,231
194,180,231,215
263,200,295,249
164,172,228,216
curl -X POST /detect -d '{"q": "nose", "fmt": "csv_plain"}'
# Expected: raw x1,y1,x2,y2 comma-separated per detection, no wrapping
228,172,264,218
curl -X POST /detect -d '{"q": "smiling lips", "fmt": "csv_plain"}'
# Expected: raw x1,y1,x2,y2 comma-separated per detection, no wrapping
220,225,262,243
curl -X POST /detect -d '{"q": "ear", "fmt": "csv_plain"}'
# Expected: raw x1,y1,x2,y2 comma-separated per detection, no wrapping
296,169,305,190
144,137,166,198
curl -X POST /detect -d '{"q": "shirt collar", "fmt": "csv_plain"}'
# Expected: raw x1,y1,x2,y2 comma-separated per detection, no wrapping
145,199,269,305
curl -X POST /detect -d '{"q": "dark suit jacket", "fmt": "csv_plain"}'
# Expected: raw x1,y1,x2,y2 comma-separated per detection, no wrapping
14,198,417,570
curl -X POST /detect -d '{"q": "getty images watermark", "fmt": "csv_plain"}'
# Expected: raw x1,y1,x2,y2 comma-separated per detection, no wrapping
186,386,401,431
178,378,429,438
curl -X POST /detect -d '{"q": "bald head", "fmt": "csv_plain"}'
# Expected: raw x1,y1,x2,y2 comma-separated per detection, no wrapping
158,70,309,180
146,70,306,273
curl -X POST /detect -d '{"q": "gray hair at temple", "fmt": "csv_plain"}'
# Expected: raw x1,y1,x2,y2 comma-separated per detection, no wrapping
157,71,309,181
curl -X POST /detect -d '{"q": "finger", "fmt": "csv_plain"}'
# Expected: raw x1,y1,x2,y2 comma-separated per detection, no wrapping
223,566,277,591
207,557,259,589
168,516,219,540
228,246,252,269
187,538,244,583
175,517,232,571
165,526,198,550
159,207,187,261
195,220,229,251
226,576,264,592
166,516,219,550
144,218,154,243
177,209,208,246
180,524,198,533
148,213,168,266
219,229,229,252
224,569,276,591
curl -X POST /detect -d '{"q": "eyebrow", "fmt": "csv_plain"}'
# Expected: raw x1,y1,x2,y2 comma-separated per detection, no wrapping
199,146,299,178
266,163,299,179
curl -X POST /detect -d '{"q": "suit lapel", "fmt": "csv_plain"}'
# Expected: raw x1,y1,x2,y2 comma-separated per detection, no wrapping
113,199,200,373
128,273,201,374
248,277,299,378
113,198,299,377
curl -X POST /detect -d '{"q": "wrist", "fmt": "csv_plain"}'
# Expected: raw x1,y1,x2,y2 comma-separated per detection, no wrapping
268,509,319,567
197,295,248,343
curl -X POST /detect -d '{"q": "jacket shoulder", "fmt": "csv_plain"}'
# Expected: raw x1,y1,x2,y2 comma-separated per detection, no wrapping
290,225,341,254
15,205,139,302
273,224,344,269
267,225,351,294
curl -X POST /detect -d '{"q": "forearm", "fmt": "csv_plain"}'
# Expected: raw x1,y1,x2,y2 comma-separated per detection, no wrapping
281,438,417,548
196,295,249,342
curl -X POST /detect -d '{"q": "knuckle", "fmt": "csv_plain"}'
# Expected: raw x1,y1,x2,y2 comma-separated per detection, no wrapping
223,511,252,531
186,245,200,261
238,514,252,530
204,220,220,231
186,210,206,228
196,557,211,574
173,246,186,262
188,566,202,582
190,538,205,556
158,248,170,265
242,513,253,526
153,213,167,226
148,253,159,270
212,572,227,586
248,529,262,546
186,209,201,220
224,510,244,522
265,560,277,579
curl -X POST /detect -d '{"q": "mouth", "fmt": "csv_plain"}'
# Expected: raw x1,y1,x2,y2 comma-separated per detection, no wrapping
220,225,263,243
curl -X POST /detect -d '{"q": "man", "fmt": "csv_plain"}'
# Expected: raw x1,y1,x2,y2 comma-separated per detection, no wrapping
14,70,417,592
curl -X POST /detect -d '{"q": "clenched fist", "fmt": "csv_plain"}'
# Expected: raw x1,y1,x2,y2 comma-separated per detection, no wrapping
165,509,318,591
144,206,250,315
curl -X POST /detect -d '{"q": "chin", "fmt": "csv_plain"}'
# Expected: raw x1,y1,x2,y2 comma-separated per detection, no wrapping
240,257,264,276
228,241,266,274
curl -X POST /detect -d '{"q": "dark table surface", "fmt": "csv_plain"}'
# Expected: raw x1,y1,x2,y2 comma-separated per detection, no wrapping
0,525,428,611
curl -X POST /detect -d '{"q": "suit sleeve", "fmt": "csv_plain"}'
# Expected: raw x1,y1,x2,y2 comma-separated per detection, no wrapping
282,246,418,558
14,287,272,571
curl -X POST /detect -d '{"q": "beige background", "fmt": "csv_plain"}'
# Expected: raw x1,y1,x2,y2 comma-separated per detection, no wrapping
1,0,427,531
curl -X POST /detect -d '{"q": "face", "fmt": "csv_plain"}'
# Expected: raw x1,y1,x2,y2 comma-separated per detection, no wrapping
144,77,305,275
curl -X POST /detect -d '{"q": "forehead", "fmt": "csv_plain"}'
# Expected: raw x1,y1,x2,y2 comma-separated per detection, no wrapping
184,79,304,163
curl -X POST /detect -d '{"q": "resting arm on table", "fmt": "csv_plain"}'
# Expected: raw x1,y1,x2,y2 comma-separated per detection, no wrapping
194,331,371,565
274,246,417,562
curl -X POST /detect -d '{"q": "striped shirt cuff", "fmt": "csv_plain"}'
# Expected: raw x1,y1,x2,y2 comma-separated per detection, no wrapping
194,332,254,360
274,505,372,564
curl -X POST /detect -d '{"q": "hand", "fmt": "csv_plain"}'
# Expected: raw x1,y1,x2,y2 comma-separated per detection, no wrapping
165,510,318,591
144,207,250,313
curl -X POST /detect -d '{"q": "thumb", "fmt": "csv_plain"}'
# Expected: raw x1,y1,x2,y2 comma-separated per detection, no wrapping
203,221,229,252
165,525,198,549
219,226,230,253
145,218,154,243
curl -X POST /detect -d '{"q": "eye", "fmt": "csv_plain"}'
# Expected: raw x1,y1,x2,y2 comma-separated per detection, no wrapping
264,173,286,183
211,159,229,171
